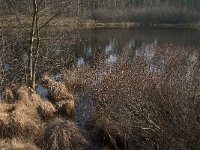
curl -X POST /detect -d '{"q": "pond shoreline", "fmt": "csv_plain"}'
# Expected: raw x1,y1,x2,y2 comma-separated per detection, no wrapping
1,16,200,29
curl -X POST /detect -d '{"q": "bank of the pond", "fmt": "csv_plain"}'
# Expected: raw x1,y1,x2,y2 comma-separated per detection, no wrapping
1,16,200,29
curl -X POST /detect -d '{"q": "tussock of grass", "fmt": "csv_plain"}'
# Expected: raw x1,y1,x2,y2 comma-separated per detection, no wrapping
41,75,73,103
41,75,75,119
37,101,56,121
2,84,21,104
0,107,41,139
55,100,74,119
0,138,38,150
37,118,87,150
0,86,50,139
0,79,83,148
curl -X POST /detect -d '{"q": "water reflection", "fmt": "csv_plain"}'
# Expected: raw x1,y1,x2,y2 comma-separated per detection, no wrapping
75,27,200,67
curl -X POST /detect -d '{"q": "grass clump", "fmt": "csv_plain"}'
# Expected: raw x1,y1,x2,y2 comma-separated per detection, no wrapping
0,138,38,150
37,101,56,121
37,118,87,150
40,75,75,119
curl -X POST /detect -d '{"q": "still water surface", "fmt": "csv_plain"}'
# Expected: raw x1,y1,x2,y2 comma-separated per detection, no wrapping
75,27,200,66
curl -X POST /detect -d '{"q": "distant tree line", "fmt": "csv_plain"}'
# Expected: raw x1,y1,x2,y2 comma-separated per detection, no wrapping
1,0,200,16
77,0,200,24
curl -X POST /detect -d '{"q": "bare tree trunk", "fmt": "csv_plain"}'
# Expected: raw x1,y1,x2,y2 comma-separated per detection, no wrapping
32,15,40,91
77,0,80,16
28,0,38,90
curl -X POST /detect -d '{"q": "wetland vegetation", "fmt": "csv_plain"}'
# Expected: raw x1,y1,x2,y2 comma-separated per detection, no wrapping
0,0,200,150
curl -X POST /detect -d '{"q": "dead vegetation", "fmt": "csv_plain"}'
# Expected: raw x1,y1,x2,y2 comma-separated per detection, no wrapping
0,76,83,149
37,118,87,150
82,44,200,150
1,44,200,149
0,138,38,150
37,101,56,121
41,75,75,119
62,65,95,94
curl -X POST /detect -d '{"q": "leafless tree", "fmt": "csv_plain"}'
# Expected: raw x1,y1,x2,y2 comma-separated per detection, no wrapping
10,0,74,90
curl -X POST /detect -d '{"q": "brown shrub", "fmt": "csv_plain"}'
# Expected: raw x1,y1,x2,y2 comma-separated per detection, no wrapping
83,44,200,149
62,66,95,94
37,118,87,150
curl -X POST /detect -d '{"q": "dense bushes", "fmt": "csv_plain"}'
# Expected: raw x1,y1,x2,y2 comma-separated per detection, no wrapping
82,44,200,149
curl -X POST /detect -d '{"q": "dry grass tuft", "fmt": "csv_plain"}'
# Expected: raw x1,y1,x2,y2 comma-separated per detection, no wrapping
0,86,50,139
55,100,74,119
0,138,39,150
2,87,14,103
86,114,134,150
0,103,42,139
40,75,75,119
37,101,56,121
41,75,73,103
37,118,87,150
2,84,21,104
9,104,42,138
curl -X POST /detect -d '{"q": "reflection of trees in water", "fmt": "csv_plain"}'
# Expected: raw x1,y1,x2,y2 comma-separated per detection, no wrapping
75,28,200,68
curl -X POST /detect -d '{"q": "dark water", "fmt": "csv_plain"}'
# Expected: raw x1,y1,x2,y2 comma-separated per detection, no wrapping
75,27,200,66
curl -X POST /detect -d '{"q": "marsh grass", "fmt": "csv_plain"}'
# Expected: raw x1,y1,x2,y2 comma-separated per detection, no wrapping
37,118,87,150
0,138,38,150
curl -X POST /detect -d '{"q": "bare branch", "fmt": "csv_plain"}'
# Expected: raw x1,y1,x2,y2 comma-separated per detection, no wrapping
38,13,60,31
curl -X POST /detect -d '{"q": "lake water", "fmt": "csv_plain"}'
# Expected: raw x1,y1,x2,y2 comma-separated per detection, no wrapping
75,27,200,65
